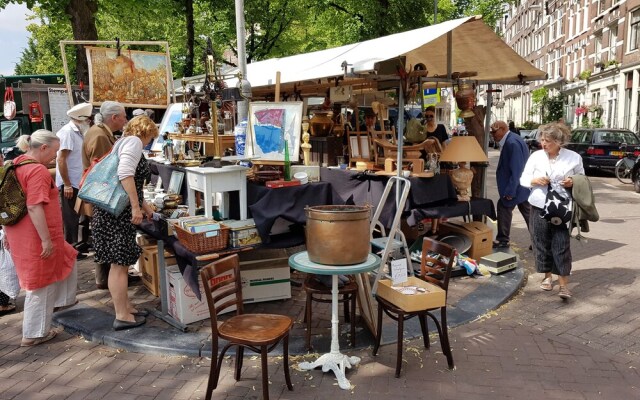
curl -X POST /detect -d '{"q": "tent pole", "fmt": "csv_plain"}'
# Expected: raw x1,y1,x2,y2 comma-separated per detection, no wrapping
235,0,249,121
482,83,494,199
396,84,405,207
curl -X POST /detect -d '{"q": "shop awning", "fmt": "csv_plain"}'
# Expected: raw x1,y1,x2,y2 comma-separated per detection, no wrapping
241,16,546,98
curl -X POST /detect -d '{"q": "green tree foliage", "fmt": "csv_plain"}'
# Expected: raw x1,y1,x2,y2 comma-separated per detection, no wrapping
4,0,509,80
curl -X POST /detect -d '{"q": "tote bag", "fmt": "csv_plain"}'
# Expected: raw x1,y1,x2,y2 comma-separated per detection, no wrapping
540,184,572,226
78,140,129,216
3,87,16,120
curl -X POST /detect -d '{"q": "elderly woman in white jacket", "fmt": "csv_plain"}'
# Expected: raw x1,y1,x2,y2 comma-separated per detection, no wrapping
90,116,158,330
520,122,584,300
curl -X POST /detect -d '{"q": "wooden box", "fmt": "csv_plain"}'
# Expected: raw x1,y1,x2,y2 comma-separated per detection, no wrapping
377,276,446,312
438,221,493,260
140,245,176,296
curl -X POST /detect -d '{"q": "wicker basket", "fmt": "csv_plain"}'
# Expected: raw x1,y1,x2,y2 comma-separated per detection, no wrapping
173,222,230,254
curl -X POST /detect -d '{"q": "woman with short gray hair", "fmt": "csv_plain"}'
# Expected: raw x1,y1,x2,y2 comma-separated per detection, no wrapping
520,122,584,300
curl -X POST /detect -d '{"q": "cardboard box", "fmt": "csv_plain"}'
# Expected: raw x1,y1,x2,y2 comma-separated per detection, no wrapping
166,265,212,324
239,258,291,303
377,276,446,312
438,221,493,260
166,258,291,324
140,245,176,296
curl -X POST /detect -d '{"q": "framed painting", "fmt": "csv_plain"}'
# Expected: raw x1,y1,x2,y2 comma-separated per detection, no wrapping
86,47,171,108
248,102,303,162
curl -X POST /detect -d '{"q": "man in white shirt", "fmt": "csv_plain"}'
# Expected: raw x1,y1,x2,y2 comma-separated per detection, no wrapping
56,102,93,249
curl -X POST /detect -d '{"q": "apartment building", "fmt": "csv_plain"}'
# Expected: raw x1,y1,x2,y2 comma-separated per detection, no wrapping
489,0,640,132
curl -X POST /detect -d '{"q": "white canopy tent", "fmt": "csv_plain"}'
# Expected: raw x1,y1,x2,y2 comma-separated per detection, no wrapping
238,15,546,97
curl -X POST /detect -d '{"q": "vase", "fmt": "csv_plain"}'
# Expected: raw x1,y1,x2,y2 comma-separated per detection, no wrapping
310,111,334,137
455,80,476,118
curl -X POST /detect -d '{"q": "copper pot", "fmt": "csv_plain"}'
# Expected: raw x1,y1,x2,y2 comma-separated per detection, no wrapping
305,205,371,265
310,111,334,137
454,80,476,118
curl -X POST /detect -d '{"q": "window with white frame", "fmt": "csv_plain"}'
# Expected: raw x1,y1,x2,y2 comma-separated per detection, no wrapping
609,24,618,60
630,8,640,51
595,33,603,63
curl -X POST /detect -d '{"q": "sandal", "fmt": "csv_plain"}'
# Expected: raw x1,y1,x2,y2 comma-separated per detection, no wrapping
20,330,58,347
540,277,553,291
559,286,572,299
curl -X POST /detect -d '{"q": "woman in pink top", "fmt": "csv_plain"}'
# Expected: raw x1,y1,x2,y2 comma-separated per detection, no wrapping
4,130,78,347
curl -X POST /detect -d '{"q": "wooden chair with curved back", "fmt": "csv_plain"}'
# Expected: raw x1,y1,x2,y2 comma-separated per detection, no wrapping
200,254,293,400
372,237,455,377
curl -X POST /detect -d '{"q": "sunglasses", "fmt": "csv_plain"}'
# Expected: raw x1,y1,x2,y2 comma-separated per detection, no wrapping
425,115,435,119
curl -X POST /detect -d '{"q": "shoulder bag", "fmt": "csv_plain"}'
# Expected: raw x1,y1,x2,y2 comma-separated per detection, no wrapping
3,87,16,120
78,140,129,216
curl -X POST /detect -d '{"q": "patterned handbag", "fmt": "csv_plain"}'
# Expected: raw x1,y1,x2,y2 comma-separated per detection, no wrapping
78,140,129,216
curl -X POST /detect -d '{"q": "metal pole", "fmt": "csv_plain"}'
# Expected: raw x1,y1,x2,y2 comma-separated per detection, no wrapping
235,0,249,121
434,0,438,24
483,84,493,199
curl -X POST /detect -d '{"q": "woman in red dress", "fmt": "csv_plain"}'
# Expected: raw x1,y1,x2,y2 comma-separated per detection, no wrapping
4,130,77,346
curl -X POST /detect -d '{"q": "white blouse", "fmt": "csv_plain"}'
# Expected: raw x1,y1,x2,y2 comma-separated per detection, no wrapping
116,136,143,181
519,147,585,209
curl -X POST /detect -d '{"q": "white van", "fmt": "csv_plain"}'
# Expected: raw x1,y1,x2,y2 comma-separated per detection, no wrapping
151,103,184,152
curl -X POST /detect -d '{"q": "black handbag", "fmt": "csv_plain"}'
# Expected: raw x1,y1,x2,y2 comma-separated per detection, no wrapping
540,184,572,226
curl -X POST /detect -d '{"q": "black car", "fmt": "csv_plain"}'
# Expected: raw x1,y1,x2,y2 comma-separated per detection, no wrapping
567,128,640,172
522,129,540,153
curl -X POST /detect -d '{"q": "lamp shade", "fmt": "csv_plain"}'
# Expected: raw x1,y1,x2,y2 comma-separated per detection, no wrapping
439,136,488,163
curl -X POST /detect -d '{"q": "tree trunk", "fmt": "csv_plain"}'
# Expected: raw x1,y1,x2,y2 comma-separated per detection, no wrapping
184,0,195,77
65,0,99,85
464,105,487,200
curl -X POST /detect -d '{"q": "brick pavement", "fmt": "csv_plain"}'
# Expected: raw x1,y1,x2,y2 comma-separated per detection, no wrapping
1,149,640,399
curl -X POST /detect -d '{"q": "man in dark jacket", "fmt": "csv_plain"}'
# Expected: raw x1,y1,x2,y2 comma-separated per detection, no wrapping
490,120,531,248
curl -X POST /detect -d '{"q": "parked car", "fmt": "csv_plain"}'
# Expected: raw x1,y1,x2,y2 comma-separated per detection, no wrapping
566,128,640,173
522,129,540,153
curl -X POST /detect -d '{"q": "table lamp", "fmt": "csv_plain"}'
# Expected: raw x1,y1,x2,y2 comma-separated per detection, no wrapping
439,136,488,201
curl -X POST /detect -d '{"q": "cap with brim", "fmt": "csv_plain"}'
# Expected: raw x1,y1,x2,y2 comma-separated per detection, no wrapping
67,102,93,121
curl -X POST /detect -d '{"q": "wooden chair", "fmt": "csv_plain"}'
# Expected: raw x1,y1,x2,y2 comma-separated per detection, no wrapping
200,254,293,400
303,274,358,350
372,237,455,377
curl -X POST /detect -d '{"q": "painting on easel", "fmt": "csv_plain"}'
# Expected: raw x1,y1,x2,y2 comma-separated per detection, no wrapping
86,47,171,108
248,102,303,162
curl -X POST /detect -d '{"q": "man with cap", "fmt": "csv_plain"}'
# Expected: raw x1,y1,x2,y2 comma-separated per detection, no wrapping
80,100,127,289
56,102,93,251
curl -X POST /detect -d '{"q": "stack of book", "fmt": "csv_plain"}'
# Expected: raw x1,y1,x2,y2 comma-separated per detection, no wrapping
178,216,221,236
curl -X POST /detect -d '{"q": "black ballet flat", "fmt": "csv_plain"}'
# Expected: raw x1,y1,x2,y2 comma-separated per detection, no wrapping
113,316,146,331
132,309,149,317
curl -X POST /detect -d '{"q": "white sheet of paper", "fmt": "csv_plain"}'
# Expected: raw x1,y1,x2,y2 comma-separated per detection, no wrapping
391,258,408,284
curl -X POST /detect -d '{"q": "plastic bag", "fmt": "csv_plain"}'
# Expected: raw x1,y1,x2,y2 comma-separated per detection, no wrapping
405,118,426,143
0,231,20,298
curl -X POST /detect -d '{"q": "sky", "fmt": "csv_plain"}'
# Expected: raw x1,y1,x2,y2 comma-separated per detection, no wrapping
0,3,31,76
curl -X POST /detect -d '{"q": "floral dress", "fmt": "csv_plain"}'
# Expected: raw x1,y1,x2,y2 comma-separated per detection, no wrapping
91,156,151,266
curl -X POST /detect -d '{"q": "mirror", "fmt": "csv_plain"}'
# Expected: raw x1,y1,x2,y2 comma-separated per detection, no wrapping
168,171,184,194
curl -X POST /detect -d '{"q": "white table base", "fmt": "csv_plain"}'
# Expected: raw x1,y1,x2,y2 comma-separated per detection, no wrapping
297,275,359,390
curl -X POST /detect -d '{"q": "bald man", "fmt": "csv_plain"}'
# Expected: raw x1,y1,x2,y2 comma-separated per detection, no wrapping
490,120,531,249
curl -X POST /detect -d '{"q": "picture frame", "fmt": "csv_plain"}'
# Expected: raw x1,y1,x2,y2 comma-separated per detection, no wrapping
168,171,184,194
248,101,303,162
86,47,171,108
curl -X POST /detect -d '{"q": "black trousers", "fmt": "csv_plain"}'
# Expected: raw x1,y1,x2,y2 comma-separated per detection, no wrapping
496,198,531,243
530,206,572,276
59,186,80,245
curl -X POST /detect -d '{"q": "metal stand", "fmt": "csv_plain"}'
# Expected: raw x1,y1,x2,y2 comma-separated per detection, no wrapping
298,274,360,390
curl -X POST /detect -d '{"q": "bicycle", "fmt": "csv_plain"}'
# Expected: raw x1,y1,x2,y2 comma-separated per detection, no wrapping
615,151,638,184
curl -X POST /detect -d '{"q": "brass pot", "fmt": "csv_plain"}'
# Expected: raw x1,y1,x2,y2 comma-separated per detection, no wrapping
455,80,476,118
310,111,334,137
305,205,371,265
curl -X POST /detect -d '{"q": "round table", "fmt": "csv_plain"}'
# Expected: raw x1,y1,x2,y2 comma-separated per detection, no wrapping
288,251,381,390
